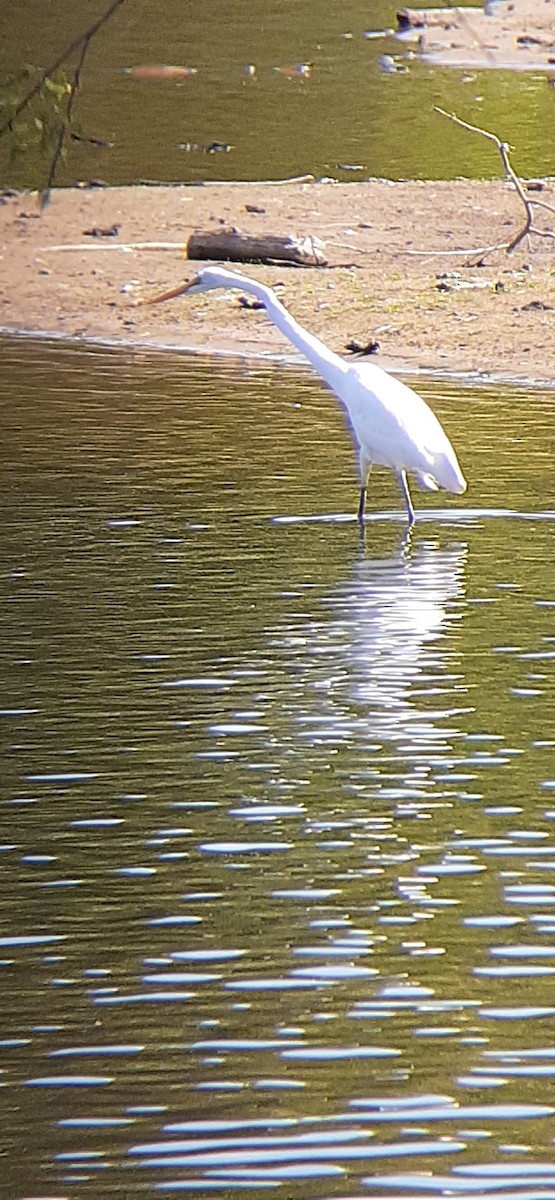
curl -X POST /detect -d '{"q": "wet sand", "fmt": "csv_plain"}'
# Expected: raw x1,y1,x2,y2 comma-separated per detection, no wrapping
1,177,554,382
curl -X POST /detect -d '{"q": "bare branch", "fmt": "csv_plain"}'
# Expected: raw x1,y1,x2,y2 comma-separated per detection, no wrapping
525,195,555,218
0,0,126,138
41,32,91,208
434,105,553,261
434,106,501,149
497,139,533,252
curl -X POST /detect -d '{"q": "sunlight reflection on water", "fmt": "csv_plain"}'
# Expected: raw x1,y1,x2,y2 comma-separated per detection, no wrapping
0,338,554,1197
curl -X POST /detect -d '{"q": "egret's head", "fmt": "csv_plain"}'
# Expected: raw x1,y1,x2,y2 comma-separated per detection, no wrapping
146,266,238,305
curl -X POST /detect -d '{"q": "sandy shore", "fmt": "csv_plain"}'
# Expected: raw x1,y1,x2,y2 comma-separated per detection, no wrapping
399,0,555,72
1,178,554,383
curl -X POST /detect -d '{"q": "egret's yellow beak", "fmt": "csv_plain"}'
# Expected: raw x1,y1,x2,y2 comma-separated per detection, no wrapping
143,279,194,306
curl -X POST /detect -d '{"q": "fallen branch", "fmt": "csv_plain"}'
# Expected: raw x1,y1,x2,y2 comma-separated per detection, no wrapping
403,245,504,257
191,174,315,187
434,106,555,261
41,233,329,267
186,229,327,266
135,174,315,187
42,241,184,252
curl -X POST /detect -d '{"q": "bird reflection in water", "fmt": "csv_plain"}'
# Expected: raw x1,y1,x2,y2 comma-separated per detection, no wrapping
266,536,468,802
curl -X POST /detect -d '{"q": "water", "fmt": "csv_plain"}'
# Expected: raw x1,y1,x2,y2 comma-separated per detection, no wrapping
1,0,553,188
1,336,555,1198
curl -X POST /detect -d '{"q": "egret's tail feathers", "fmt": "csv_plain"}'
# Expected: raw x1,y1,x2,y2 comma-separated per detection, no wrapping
434,452,467,496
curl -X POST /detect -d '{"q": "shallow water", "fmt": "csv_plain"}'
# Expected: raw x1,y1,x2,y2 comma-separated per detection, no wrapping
1,0,554,187
1,336,555,1198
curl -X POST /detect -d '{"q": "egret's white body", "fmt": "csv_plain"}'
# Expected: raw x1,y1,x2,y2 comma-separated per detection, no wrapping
148,266,466,525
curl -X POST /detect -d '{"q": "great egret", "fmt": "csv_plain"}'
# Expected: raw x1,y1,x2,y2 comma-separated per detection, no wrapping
146,266,466,525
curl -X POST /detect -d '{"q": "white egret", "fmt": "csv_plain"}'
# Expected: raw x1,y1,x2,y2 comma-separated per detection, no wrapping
146,266,466,526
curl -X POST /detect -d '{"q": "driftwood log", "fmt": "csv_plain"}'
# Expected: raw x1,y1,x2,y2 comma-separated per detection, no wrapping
186,228,327,267
397,6,459,30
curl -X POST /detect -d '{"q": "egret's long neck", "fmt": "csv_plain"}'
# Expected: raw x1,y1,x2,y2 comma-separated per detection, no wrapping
232,277,348,392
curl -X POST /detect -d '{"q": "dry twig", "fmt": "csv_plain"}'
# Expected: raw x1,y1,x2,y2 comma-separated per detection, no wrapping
434,106,555,262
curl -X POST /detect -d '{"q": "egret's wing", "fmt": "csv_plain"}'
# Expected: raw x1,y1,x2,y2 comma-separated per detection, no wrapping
343,362,466,495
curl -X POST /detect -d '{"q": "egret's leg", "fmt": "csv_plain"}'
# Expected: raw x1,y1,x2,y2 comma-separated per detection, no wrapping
397,470,415,525
358,454,371,529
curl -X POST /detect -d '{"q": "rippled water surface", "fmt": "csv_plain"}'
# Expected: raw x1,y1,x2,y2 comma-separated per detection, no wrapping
1,336,555,1199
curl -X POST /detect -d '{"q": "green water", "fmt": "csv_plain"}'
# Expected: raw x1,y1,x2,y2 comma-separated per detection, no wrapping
0,0,552,188
0,336,554,1197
